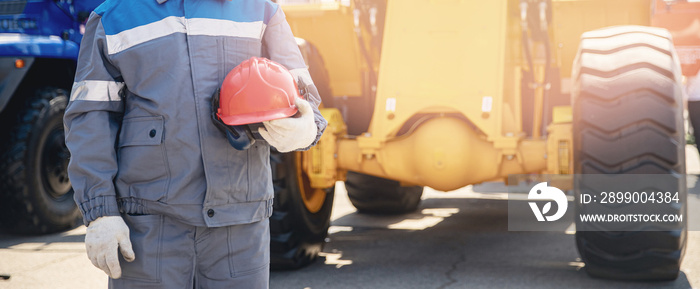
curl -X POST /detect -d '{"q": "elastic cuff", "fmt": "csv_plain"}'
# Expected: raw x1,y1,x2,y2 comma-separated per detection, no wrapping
79,195,121,226
297,118,327,151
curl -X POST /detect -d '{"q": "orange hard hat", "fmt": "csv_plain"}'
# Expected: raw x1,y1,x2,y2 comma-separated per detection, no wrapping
216,57,301,126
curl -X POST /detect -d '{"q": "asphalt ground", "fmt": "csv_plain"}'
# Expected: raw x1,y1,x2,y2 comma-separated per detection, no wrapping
1,146,700,289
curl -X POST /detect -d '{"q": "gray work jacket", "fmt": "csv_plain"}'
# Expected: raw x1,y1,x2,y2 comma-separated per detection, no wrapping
64,0,327,227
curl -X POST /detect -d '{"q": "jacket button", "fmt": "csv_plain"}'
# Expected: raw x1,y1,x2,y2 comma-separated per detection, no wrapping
149,129,157,138
207,209,215,218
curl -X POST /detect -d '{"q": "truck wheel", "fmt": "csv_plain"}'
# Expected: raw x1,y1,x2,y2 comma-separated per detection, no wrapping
296,38,334,108
572,26,686,281
270,151,334,269
345,171,423,214
0,87,80,234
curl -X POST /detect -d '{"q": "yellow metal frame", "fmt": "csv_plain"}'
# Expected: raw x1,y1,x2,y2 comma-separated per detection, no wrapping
546,106,573,175
551,0,651,78
285,0,656,191
282,3,364,97
302,108,346,189
328,0,549,190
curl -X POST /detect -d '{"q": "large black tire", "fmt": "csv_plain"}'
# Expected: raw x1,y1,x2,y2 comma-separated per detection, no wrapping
572,26,686,281
0,88,80,234
345,171,423,214
270,152,335,269
269,39,336,269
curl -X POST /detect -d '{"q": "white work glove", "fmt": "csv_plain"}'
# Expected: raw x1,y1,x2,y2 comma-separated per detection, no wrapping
259,97,317,153
85,216,135,279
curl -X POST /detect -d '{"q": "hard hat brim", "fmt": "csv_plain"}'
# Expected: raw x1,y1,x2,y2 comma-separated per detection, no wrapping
217,106,299,126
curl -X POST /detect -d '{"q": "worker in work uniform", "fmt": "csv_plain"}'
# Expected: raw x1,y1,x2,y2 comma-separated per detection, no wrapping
64,0,327,287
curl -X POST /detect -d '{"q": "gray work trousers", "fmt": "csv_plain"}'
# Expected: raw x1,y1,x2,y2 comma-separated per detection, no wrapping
109,214,270,289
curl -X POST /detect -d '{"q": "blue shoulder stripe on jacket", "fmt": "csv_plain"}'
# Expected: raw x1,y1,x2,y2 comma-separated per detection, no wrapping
95,0,278,36
187,0,278,24
92,0,113,17
96,0,183,36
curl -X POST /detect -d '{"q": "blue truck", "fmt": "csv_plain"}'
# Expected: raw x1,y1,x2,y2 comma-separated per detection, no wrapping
0,0,103,234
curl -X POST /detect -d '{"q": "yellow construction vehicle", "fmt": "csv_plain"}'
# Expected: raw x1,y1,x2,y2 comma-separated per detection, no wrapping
269,0,693,280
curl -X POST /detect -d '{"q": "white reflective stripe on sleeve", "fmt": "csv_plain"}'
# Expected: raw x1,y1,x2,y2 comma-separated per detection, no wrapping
187,18,266,39
289,68,314,86
70,80,125,102
106,16,186,55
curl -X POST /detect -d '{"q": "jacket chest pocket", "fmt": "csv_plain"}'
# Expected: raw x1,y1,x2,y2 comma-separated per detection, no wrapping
115,116,170,201
222,37,263,73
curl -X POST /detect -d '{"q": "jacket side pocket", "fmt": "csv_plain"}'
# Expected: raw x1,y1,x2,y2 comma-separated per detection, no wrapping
119,214,163,282
115,116,170,202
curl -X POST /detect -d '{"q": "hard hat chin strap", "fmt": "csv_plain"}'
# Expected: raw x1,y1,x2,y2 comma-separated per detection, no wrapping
296,77,311,101
210,89,256,150
222,126,255,151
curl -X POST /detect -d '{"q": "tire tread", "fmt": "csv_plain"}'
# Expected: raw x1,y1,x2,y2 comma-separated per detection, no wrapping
573,26,686,281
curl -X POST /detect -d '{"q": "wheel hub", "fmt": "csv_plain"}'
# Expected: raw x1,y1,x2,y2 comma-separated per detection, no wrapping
42,128,71,198
295,152,326,213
